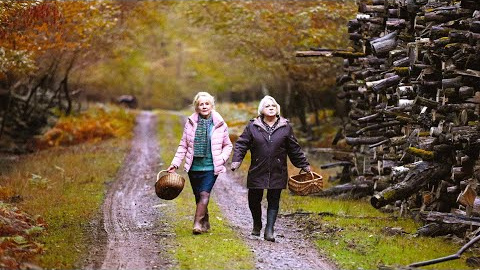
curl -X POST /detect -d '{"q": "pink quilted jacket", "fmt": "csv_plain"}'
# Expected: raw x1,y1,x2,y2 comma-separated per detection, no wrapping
171,111,232,175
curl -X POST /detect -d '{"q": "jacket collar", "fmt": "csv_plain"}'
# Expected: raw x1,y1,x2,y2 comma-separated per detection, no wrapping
252,116,288,132
188,110,225,128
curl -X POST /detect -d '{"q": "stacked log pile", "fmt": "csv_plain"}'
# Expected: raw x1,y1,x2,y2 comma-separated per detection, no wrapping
297,0,480,231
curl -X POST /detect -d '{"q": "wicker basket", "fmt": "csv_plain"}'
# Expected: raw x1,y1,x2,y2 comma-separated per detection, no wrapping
155,170,185,200
288,170,323,196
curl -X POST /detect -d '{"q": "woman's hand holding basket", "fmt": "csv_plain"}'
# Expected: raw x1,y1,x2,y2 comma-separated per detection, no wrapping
166,165,177,173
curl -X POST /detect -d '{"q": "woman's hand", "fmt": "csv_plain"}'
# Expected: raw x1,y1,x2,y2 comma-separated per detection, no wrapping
231,162,241,171
167,165,177,173
302,165,311,173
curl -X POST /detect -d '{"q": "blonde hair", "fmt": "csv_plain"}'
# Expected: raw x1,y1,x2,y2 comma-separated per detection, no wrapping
258,95,281,116
192,92,215,112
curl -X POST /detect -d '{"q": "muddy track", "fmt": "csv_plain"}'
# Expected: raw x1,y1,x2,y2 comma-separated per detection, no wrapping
83,111,175,269
84,110,335,270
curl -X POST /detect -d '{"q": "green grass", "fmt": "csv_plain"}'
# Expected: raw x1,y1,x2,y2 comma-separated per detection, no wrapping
281,195,476,270
171,184,254,269
155,110,255,270
315,218,472,270
1,139,131,268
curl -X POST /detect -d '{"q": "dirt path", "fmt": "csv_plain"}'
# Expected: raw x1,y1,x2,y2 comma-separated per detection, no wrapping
214,172,336,270
83,111,175,269
84,110,335,269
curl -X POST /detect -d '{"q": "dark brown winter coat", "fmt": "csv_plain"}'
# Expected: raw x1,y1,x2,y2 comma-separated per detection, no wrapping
232,116,309,189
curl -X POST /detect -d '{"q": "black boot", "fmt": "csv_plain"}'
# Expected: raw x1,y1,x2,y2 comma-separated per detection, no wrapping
264,209,278,242
250,206,262,236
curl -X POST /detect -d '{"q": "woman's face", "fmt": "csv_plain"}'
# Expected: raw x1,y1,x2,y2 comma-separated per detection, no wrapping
197,96,213,117
262,100,277,117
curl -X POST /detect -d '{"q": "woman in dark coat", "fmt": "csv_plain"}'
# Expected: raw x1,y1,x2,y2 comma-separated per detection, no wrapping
231,95,310,242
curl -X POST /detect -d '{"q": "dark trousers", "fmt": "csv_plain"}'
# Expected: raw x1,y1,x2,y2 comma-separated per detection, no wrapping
248,188,282,211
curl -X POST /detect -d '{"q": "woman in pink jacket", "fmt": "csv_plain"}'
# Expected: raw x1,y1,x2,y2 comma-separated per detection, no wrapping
167,92,232,234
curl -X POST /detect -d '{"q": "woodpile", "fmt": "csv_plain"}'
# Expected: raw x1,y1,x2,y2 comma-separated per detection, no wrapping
297,0,480,236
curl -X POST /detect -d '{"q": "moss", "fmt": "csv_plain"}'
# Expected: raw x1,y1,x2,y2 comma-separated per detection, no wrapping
382,189,396,201
407,147,434,160
394,67,409,76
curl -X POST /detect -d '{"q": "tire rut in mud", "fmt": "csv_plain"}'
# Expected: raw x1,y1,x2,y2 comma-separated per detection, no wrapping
83,111,175,270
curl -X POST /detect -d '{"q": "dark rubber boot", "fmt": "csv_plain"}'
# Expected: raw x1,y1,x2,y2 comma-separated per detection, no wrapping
264,209,278,242
250,206,262,236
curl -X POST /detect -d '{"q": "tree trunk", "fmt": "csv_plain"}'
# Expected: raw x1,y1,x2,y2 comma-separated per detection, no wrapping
0,89,12,139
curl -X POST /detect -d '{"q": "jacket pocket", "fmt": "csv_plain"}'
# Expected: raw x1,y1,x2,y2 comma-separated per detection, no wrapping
276,158,284,176
249,158,267,172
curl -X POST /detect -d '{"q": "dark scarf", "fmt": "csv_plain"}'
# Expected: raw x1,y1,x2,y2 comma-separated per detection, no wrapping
193,115,213,157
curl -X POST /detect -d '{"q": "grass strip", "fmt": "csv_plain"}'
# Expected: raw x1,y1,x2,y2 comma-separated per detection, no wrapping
155,110,255,270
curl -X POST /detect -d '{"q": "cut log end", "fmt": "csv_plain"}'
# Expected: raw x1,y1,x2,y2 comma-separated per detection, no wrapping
371,194,385,209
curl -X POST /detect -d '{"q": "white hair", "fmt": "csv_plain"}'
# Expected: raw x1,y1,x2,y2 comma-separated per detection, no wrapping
193,92,215,112
257,95,281,116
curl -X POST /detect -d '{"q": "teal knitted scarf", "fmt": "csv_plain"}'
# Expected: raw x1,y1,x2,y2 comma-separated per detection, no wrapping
193,116,213,157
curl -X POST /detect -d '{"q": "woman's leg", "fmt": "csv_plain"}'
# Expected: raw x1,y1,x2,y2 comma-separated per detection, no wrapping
200,172,217,232
248,189,264,236
188,172,201,204
264,189,282,242
190,171,217,234
193,191,210,234
188,171,204,234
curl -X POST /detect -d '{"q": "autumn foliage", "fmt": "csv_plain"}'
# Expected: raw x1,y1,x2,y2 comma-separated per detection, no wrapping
34,106,135,150
0,203,47,269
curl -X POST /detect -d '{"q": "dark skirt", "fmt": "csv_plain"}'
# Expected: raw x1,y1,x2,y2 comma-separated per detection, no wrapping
188,170,217,195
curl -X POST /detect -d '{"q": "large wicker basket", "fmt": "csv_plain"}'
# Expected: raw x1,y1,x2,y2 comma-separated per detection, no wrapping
155,170,185,200
288,170,323,196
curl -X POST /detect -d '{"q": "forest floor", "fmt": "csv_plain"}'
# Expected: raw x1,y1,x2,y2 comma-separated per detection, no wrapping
82,110,336,269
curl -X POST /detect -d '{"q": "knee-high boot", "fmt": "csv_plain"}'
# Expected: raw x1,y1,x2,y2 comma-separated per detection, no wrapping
194,195,210,232
193,202,207,234
264,209,278,242
250,205,262,236
202,209,210,232
193,191,210,234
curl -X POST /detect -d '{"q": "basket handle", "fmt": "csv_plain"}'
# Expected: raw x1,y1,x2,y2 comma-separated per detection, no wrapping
299,168,314,179
157,170,169,181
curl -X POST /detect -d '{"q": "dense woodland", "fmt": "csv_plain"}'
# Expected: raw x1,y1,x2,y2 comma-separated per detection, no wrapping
3,0,480,223
0,0,356,152
2,1,480,268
